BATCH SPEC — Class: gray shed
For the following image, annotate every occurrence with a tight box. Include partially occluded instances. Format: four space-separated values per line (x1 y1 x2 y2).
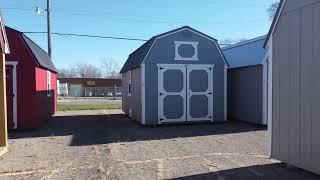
120 26 228 125
265 0 320 175
223 36 268 125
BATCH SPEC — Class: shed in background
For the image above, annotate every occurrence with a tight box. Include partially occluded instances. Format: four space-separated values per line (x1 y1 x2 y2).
57 77 121 97
223 36 267 125
120 26 228 125
5 27 57 130
265 0 320 175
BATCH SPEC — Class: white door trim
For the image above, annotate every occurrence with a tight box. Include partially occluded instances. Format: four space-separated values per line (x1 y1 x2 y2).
186 64 214 122
5 61 18 129
158 64 187 124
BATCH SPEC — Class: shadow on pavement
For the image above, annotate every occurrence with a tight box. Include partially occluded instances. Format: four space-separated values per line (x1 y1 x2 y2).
169 163 320 180
9 113 266 146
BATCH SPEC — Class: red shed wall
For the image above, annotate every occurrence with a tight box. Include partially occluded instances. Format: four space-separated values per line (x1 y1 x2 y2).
5 28 56 129
35 67 57 127
5 28 37 129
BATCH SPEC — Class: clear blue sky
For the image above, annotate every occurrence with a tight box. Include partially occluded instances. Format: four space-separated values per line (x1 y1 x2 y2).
1 0 278 70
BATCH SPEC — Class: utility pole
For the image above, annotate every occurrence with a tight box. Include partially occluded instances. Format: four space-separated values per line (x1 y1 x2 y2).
47 0 52 59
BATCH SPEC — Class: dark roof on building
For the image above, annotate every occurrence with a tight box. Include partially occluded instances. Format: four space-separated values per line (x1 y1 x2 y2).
5 26 57 72
264 0 285 48
21 35 57 72
0 11 9 54
120 26 220 73
223 36 267 69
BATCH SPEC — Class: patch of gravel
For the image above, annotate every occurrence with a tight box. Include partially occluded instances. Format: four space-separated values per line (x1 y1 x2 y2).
0 110 318 180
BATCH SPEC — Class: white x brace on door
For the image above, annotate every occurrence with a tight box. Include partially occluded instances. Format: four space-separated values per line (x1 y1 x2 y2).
158 64 214 124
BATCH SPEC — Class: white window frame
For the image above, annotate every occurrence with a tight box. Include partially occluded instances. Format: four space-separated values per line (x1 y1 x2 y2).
174 41 199 61
128 70 132 96
47 70 51 97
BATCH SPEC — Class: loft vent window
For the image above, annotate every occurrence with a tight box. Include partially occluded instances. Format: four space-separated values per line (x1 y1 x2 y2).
128 70 132 96
47 70 51 97
174 41 199 61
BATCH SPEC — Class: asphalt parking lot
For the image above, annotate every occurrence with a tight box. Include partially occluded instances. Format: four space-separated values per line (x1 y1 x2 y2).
0 110 319 180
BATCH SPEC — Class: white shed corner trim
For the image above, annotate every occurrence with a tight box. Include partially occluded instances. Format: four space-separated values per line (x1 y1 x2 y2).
267 36 273 157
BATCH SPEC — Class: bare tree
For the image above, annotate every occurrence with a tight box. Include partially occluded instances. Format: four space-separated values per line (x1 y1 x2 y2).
268 2 280 20
73 63 102 78
57 68 78 78
219 38 248 48
101 58 121 78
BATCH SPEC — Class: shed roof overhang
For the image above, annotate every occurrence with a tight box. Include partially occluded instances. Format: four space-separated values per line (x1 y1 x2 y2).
264 0 286 48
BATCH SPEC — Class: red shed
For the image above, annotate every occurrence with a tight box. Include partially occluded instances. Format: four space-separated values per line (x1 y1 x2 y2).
5 27 57 130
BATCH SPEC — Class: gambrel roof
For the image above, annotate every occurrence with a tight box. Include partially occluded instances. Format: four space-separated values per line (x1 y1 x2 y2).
6 27 57 72
120 26 227 73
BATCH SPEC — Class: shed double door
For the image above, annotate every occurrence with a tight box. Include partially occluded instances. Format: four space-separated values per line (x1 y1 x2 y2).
158 64 213 123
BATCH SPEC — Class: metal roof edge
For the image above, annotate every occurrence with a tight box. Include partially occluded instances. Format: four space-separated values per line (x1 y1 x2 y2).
264 0 286 48
222 35 267 51
228 63 263 70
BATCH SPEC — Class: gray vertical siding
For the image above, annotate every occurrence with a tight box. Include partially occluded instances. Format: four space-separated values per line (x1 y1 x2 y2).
312 2 320 172
300 5 313 170
271 1 320 174
121 68 142 123
227 66 263 125
121 72 129 114
144 63 159 125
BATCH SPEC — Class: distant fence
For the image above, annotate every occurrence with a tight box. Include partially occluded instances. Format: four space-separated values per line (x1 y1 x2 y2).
57 84 122 98
84 87 121 97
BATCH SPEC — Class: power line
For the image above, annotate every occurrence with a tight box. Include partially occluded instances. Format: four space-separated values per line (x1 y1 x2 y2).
1 7 34 11
2 7 266 25
23 31 231 46
23 31 148 41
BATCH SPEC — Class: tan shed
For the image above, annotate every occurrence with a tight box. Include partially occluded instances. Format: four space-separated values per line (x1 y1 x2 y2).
265 0 320 175
0 11 10 157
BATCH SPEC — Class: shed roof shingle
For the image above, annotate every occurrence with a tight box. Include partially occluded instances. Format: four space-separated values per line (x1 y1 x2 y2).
21 35 57 72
